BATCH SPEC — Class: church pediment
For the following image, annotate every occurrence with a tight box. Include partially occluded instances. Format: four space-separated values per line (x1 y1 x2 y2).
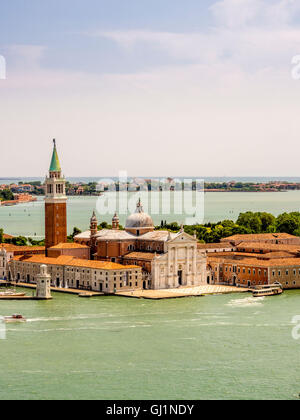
168 232 197 244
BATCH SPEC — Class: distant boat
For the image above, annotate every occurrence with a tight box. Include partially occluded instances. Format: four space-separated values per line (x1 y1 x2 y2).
3 314 27 323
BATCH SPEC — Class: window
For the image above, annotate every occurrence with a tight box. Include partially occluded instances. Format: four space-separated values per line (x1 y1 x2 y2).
278 271 281 276
286 270 289 276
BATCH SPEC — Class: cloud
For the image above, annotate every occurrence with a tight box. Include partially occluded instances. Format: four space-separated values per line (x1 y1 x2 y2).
1 0 300 177
210 0 300 28
92 1 300 81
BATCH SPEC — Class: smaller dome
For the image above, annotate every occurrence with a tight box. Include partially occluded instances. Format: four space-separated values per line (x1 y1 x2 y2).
125 199 154 229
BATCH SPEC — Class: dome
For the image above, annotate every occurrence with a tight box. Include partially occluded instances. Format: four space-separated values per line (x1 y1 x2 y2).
125 199 154 229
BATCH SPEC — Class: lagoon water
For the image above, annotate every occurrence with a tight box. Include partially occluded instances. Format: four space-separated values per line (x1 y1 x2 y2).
0 289 299 400
1 191 300 237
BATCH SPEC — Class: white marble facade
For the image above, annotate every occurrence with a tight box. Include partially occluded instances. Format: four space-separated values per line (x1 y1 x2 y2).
151 232 207 289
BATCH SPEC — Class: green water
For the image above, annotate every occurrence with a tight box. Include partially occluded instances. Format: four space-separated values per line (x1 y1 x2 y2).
1 191 300 237
0 290 299 400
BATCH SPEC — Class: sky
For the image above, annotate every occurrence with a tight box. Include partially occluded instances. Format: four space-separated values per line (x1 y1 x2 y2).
1 0 300 177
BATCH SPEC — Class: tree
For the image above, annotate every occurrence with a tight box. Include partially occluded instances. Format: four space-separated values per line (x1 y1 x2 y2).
0 189 14 201
67 227 82 242
237 212 262 233
257 212 276 232
11 236 27 246
0 228 3 243
276 212 300 235
28 238 45 246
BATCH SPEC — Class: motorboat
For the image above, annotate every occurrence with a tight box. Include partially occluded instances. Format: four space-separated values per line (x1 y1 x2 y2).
3 314 27 323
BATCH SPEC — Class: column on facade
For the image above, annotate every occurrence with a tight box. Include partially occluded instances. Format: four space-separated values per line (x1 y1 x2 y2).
186 246 191 286
174 247 178 288
192 245 197 285
167 246 172 288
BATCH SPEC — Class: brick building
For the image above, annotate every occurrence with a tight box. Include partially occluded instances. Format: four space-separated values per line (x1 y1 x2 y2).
206 233 300 289
10 254 142 293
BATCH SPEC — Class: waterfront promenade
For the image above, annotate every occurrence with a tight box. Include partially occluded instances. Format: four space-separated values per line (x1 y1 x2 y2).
0 280 248 300
0 280 103 297
117 285 250 300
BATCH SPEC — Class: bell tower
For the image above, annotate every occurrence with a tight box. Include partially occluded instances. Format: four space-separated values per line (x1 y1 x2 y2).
45 139 67 254
112 213 120 230
90 211 98 259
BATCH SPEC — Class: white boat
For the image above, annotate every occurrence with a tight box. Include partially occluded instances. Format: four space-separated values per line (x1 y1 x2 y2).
252 283 283 297
3 314 27 323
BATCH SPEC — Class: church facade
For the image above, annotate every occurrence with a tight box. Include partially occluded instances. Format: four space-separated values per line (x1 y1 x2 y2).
75 200 207 289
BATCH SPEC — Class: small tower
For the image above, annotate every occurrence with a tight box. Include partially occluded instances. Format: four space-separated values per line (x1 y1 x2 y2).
36 264 52 300
90 210 98 259
0 246 7 280
45 140 67 255
112 213 120 230
90 210 98 236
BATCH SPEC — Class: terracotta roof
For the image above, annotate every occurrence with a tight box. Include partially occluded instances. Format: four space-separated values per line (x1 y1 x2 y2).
95 229 135 241
124 252 157 260
0 244 45 252
12 255 138 271
140 231 176 241
221 257 300 268
222 233 298 241
197 242 234 249
48 242 89 249
236 242 300 252
3 233 14 239
74 230 91 240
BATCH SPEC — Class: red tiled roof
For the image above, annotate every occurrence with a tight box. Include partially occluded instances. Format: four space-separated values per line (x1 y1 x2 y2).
48 242 89 249
12 255 138 271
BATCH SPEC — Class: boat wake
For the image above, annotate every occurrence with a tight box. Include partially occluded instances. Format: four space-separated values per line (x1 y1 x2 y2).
226 296 265 308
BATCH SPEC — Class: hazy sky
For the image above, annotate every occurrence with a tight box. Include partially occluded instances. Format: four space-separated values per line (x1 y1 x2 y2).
1 0 300 177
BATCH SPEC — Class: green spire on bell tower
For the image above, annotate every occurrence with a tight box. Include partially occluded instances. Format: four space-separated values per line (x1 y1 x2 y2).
49 139 61 172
